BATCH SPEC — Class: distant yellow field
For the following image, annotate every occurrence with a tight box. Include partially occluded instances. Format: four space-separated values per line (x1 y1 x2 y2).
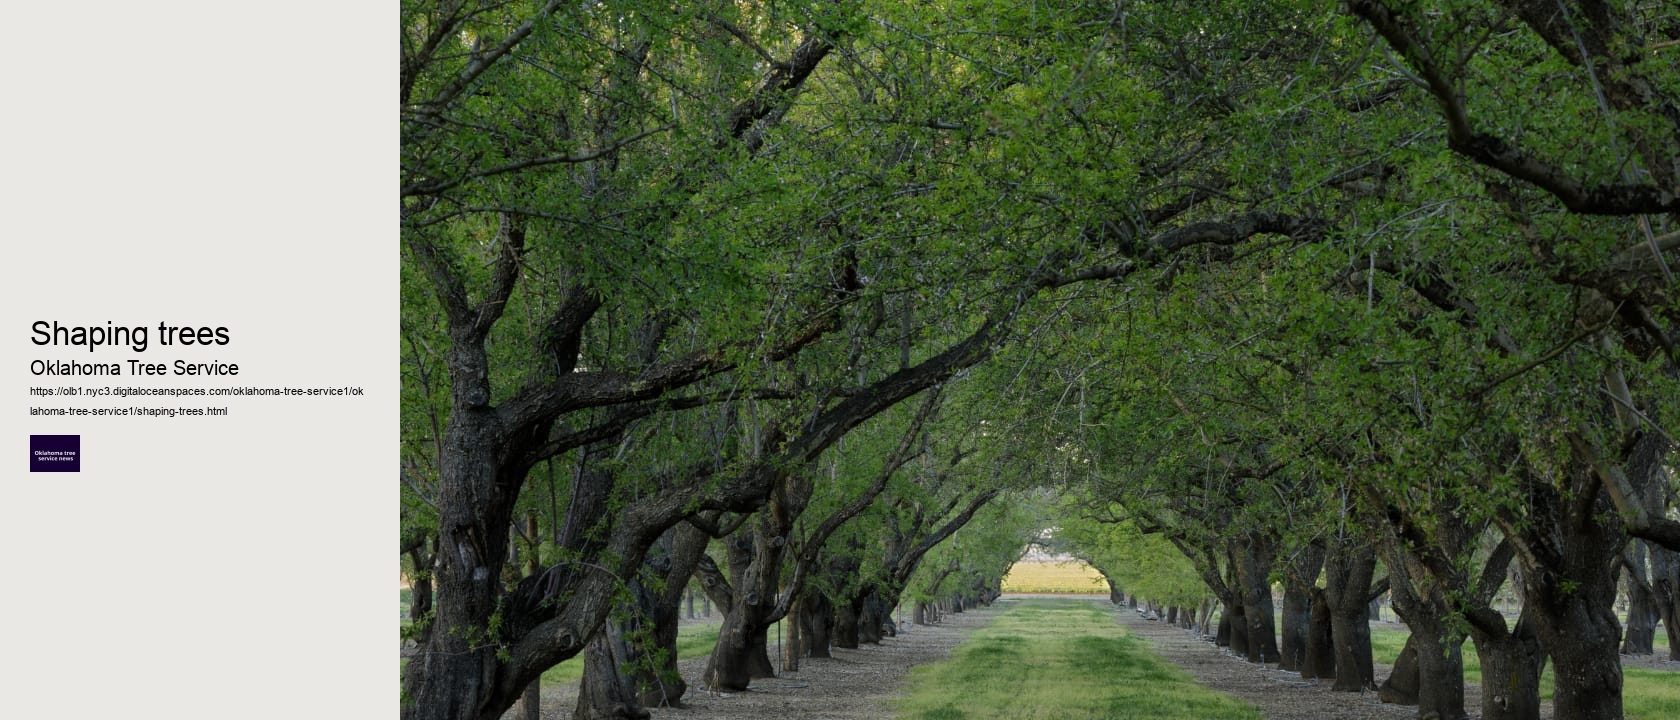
1002 559 1106 594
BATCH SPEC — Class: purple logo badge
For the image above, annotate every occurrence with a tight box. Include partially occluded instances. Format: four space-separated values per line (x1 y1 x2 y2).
30 435 80 472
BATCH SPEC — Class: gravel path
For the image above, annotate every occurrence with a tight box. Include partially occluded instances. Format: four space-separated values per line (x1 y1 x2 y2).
1113 605 1423 720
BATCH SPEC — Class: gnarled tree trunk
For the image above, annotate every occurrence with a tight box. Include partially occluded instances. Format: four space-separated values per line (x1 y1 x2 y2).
1375 517 1467 720
1323 538 1377 692
1469 608 1545 720
1235 534 1280 664
1622 541 1659 655
1280 543 1326 672
800 589 836 658
1301 588 1336 680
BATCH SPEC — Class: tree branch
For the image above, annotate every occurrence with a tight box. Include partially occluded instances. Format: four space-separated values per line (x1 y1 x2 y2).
1346 0 1680 215
401 124 676 198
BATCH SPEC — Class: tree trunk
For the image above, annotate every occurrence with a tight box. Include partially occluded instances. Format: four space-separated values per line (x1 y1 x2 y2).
1236 536 1280 664
913 601 927 626
801 590 835 658
403 457 634 720
1372 509 1470 720
402 414 522 720
1656 542 1680 661
515 515 542 720
1622 541 1658 655
633 591 688 708
1227 602 1249 656
514 685 540 720
1499 450 1640 720
1328 589 1376 691
1279 587 1310 671
707 611 777 692
1522 558 1623 720
1414 624 1467 720
834 598 860 649
1469 609 1545 720
403 535 435 648
1323 539 1377 692
858 591 887 644
1377 547 1471 714
1302 588 1336 680
633 524 708 708
783 596 801 672
700 524 784 692
574 623 653 720
1378 641 1419 705
577 524 704 717
1281 543 1327 672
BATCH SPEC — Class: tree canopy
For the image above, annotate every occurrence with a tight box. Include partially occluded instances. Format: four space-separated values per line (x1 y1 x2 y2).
401 2 1679 719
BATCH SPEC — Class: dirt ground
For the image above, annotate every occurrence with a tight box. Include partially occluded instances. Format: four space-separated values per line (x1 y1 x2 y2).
516 595 1678 720
1114 606 1448 720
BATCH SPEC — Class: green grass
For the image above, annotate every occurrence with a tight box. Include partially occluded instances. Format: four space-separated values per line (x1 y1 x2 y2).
1369 625 1677 718
895 598 1261 720
1626 668 1680 720
1001 560 1107 594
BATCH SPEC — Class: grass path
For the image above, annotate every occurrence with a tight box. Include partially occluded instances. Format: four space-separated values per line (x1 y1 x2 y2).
895 598 1261 720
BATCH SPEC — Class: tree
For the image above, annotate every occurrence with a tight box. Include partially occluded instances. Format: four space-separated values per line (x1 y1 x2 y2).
404 1 1306 714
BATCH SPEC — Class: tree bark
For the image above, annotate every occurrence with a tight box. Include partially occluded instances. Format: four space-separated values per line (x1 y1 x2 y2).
701 528 782 692
1378 641 1419 705
1323 538 1377 691
1655 542 1680 661
1496 447 1642 720
1519 548 1624 720
1236 535 1280 664
834 592 861 649
1621 541 1658 655
799 590 835 658
514 683 540 720
635 523 709 707
857 590 893 644
783 596 801 672
1302 588 1336 680
1225 601 1248 656
1385 573 1467 719
573 628 653 720
1280 543 1326 672
1469 609 1545 720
